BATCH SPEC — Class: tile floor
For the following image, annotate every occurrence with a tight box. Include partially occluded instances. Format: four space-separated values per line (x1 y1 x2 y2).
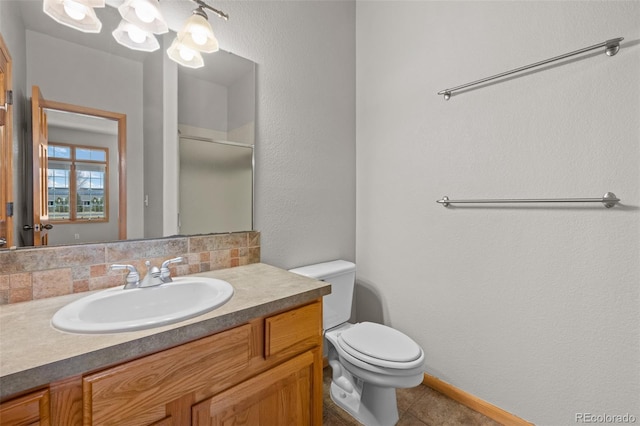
322 368 502 426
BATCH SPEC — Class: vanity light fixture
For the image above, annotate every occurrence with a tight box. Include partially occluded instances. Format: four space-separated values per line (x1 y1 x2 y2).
112 20 160 52
42 0 229 68
117 0 168 34
43 0 105 33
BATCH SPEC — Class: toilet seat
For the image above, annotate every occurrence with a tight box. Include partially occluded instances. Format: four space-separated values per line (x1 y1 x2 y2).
336 322 424 369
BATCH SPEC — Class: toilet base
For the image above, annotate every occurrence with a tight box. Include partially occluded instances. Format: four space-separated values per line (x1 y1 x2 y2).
330 380 400 426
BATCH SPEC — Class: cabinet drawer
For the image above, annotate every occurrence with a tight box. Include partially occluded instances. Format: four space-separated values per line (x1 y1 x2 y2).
83 324 252 426
0 388 50 426
265 301 322 358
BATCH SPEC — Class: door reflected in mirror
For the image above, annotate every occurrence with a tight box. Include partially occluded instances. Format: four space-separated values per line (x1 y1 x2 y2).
42 103 125 246
23 87 127 248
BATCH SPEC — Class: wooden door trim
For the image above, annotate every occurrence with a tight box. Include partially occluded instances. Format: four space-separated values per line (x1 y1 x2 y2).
31 86 49 245
38 98 127 240
0 33 13 248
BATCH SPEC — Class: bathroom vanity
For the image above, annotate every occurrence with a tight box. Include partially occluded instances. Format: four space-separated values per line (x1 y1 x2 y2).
0 263 330 425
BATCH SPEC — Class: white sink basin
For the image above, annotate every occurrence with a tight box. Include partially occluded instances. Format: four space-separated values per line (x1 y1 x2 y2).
51 277 234 334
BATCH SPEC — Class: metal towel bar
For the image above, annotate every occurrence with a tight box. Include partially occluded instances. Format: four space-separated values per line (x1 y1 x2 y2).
437 37 623 100
437 192 620 208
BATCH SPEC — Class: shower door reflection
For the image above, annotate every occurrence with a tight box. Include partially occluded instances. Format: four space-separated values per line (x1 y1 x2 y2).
178 135 253 235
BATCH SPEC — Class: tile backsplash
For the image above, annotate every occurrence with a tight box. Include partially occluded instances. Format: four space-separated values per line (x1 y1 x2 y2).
0 232 260 305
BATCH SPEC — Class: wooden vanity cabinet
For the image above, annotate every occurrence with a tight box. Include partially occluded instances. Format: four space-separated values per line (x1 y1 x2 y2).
0 300 323 426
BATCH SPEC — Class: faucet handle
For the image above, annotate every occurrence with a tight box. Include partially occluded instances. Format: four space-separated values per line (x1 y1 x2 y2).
109 264 140 287
160 257 184 282
161 257 184 270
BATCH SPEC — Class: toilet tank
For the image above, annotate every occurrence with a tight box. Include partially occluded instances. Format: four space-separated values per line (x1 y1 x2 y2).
289 260 356 330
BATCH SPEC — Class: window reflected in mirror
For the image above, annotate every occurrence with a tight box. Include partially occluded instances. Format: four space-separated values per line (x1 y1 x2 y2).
48 143 109 222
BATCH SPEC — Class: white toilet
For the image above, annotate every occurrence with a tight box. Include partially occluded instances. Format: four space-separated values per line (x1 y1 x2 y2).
289 260 425 426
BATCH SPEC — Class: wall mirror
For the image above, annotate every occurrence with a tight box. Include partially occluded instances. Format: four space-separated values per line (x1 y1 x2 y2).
0 0 256 249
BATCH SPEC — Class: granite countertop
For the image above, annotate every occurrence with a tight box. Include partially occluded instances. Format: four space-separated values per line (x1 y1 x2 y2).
0 263 330 400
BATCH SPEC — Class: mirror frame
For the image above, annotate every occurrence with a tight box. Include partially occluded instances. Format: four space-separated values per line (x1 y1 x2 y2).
40 98 127 240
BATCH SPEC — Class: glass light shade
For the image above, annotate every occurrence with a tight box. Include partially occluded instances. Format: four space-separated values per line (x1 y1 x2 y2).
78 0 104 5
43 0 104 33
112 20 159 52
63 0 88 20
118 0 168 34
177 13 219 53
167 38 204 69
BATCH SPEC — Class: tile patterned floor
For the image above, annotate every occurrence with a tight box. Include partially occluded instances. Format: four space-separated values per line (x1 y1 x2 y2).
322 368 502 426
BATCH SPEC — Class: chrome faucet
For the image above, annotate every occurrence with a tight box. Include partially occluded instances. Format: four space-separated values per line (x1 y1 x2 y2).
140 257 185 287
110 257 184 289
140 260 163 287
109 264 141 289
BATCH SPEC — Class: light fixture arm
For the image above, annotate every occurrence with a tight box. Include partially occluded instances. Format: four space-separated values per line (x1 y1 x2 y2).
192 0 228 21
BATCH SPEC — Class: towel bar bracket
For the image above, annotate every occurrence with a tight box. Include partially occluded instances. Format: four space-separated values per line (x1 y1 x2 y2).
602 191 620 208
605 38 621 57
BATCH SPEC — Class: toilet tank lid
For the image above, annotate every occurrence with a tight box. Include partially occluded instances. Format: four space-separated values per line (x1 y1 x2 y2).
289 260 355 279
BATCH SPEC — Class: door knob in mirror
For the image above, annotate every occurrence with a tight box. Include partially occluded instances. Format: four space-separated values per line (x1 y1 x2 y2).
23 224 53 231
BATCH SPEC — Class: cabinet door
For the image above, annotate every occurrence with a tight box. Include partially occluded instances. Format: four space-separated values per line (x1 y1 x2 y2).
192 350 321 426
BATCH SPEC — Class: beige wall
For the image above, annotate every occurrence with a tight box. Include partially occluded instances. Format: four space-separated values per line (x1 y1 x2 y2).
356 1 639 424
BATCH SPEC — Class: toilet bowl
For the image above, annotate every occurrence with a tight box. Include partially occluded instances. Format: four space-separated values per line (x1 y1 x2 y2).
325 322 425 425
289 260 425 426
